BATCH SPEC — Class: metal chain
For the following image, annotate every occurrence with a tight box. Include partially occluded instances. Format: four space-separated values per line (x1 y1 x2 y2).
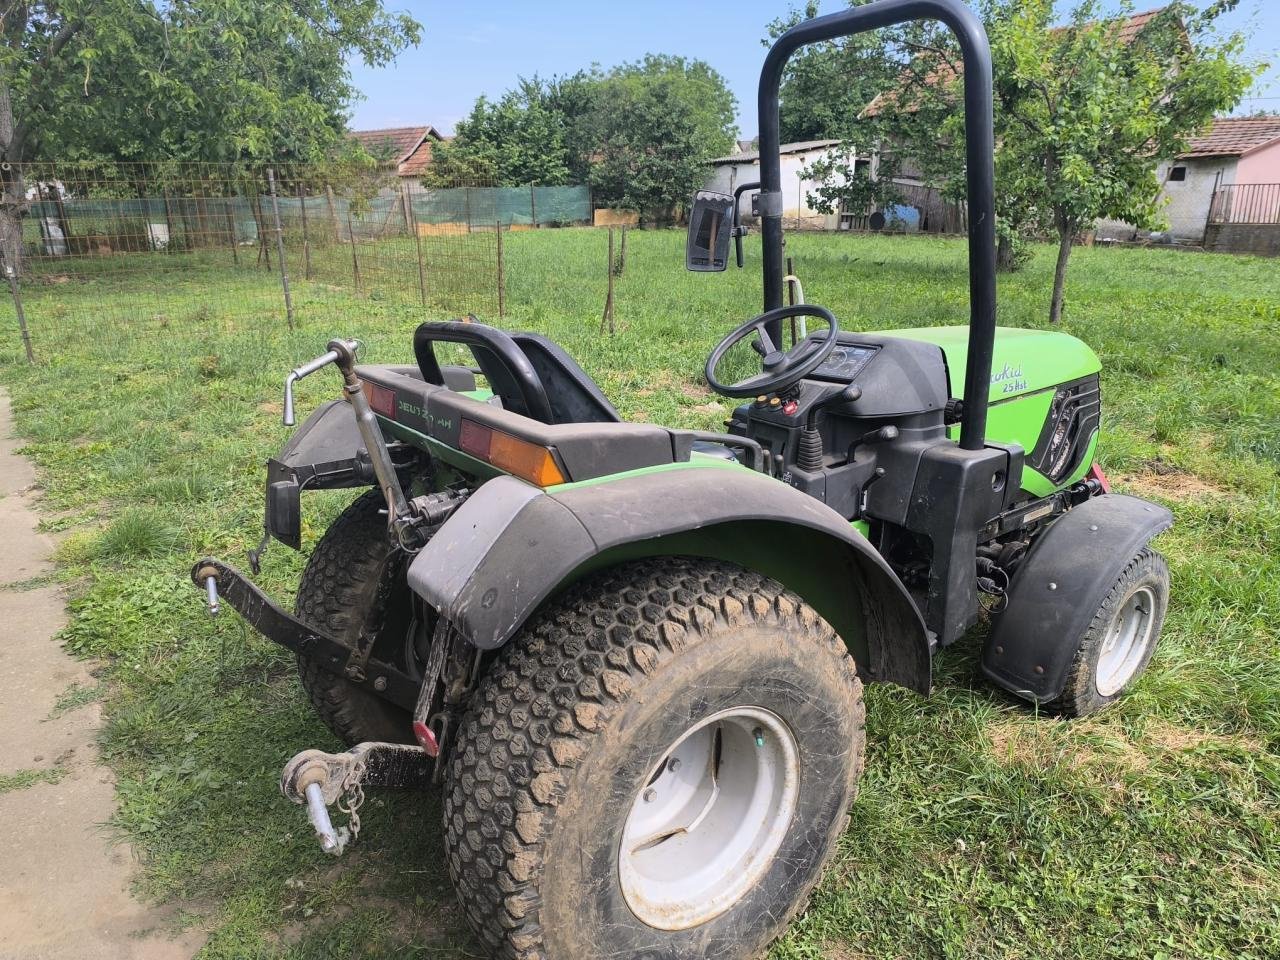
336 757 368 841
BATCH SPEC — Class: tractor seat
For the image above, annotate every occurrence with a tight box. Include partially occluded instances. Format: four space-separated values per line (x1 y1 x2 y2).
507 332 622 425
414 320 620 427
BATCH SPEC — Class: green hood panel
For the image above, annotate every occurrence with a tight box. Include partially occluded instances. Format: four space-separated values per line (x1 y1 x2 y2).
879 326 1100 403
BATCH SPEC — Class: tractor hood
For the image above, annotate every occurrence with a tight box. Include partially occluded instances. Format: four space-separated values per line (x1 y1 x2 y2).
888 326 1101 401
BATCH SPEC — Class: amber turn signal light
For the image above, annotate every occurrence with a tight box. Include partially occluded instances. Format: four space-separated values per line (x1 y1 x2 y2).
458 419 566 487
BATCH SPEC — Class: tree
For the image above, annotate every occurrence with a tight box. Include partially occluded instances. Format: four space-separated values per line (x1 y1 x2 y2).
426 77 583 186
764 1 961 224
985 0 1256 322
0 0 421 270
431 55 737 217
589 55 737 217
764 1 893 144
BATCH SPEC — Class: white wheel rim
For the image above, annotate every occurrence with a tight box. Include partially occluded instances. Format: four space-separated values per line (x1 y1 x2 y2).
617 706 800 931
1095 586 1157 697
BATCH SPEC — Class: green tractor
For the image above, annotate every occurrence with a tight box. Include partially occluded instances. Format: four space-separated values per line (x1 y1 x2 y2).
193 1 1171 956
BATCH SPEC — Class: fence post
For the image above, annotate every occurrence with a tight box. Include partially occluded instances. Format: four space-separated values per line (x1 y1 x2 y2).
252 190 272 270
3 258 34 363
223 197 239 266
618 226 627 276
496 223 506 320
297 184 312 280
600 227 615 335
267 168 294 329
404 182 427 306
345 204 361 294
530 183 536 228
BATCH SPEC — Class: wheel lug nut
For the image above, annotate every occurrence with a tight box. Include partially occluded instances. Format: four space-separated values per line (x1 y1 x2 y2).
667 758 681 772
643 788 657 803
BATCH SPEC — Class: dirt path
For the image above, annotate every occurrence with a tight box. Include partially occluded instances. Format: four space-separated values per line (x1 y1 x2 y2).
0 389 204 960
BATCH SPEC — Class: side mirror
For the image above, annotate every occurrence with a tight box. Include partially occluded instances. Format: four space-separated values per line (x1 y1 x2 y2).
685 190 734 272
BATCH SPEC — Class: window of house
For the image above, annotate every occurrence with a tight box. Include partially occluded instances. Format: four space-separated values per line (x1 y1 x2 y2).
1169 166 1188 182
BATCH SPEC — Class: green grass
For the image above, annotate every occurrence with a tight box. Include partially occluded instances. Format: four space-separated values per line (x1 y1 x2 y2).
1 228 1278 958
0 765 69 793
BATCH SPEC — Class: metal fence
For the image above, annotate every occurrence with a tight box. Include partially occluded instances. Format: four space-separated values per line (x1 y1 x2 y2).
0 161 592 361
1209 183 1280 225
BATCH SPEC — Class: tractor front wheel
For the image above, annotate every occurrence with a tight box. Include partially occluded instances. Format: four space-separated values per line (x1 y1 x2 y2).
443 558 865 960
1045 547 1170 717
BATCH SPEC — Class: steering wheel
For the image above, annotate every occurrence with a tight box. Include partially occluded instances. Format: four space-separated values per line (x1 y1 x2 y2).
705 304 840 398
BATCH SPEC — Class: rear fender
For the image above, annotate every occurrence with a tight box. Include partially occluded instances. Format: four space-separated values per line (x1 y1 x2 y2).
407 468 933 694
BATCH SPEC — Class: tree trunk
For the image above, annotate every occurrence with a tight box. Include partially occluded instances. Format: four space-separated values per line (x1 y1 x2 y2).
997 232 1015 272
0 74 26 275
0 170 25 276
1050 226 1073 325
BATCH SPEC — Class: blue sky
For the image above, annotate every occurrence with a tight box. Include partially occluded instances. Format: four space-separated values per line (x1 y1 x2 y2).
347 1 1279 137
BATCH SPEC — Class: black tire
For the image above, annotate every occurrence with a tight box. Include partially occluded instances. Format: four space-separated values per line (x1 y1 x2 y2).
294 489 416 745
1044 548 1169 718
443 558 865 960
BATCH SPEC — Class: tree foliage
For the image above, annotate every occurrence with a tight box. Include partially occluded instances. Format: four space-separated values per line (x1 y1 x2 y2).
773 0 1258 321
1 0 421 165
0 0 421 269
429 55 737 217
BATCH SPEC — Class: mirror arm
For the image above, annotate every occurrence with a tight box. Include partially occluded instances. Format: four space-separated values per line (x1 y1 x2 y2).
732 180 760 269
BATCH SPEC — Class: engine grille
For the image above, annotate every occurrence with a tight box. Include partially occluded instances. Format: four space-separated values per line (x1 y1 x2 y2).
1029 375 1101 484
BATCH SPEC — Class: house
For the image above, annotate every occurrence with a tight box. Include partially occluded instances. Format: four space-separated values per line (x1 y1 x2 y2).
1095 116 1280 245
706 139 857 229
349 126 444 177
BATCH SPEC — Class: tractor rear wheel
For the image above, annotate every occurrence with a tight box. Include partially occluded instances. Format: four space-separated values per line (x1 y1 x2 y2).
294 490 417 746
443 557 865 960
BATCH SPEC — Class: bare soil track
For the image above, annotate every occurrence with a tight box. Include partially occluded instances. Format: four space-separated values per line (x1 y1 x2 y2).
0 389 204 960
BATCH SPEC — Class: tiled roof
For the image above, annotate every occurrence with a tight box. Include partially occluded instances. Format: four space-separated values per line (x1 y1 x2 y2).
398 139 436 176
711 139 843 165
348 126 441 168
1180 117 1280 159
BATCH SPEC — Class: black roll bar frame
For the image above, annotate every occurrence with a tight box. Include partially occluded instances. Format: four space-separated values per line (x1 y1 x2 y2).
756 0 997 450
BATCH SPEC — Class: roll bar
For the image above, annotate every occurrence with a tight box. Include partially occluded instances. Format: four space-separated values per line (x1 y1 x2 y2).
757 0 997 450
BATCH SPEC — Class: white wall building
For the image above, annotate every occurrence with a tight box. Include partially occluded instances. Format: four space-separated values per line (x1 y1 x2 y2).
1096 117 1280 244
706 140 861 230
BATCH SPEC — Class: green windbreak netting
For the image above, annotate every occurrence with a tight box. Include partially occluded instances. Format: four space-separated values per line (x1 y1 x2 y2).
411 185 590 226
25 184 592 253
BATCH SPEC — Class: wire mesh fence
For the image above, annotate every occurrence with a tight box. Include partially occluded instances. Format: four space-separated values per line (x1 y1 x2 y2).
0 161 592 362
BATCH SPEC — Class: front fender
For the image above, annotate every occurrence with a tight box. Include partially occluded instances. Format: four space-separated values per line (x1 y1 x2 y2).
407 467 932 694
983 493 1174 702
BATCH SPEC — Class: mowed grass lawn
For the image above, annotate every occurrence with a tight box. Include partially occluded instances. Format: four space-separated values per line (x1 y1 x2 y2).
1 228 1277 959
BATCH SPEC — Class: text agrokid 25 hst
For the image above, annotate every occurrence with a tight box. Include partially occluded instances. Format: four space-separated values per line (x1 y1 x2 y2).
193 1 1172 956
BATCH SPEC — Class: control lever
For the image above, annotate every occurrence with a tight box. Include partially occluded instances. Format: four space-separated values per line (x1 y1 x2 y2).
283 343 355 426
848 424 899 462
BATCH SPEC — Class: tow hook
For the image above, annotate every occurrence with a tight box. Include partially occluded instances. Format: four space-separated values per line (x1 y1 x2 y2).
280 742 435 855
196 564 220 617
